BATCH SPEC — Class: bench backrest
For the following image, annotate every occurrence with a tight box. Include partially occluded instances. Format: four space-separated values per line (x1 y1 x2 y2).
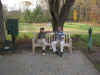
33 32 71 44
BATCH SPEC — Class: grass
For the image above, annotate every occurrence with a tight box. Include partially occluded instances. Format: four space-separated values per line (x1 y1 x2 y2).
19 23 52 32
18 22 100 34
19 22 100 46
7 32 34 41
7 33 100 48
7 22 100 47
80 34 100 47
7 22 100 46
95 64 100 72
64 23 100 33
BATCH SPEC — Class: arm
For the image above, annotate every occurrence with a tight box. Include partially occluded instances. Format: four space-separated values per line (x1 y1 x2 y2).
45 31 52 33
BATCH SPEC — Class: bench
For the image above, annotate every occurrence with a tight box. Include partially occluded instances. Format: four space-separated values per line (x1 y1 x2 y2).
32 32 72 55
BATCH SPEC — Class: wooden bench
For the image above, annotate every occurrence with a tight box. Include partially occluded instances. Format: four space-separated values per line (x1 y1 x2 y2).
32 32 72 55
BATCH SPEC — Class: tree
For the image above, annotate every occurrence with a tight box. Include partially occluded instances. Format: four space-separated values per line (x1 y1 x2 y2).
22 1 32 23
32 6 44 22
24 9 32 23
0 0 6 43
23 5 50 23
47 0 75 31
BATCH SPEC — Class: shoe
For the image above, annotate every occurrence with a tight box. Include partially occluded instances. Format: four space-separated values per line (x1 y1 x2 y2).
42 52 46 56
42 50 46 56
55 51 59 55
59 52 63 57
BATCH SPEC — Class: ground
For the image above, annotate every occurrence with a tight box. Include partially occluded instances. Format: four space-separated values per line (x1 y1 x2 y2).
0 51 99 75
2 22 100 74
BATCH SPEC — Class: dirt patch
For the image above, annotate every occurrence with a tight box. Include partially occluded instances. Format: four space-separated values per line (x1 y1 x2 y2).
89 51 100 63
16 39 32 50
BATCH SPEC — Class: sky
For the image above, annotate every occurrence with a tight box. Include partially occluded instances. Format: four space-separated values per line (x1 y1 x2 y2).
1 0 37 11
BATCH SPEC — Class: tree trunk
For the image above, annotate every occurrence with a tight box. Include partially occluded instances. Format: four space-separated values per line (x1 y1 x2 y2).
0 0 6 44
48 0 75 32
51 14 64 32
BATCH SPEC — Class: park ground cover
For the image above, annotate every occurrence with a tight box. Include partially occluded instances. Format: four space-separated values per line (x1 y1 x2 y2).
18 22 100 33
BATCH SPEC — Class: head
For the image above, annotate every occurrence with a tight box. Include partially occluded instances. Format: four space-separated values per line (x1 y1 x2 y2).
40 27 45 32
58 26 62 32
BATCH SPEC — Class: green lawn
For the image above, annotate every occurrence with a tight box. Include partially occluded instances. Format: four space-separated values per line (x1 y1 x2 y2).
64 23 100 33
19 22 100 34
7 22 100 45
14 22 100 45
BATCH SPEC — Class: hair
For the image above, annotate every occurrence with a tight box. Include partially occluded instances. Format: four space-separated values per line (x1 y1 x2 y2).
40 27 44 30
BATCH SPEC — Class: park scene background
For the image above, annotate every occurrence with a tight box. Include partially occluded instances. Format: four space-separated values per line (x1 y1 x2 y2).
0 0 100 73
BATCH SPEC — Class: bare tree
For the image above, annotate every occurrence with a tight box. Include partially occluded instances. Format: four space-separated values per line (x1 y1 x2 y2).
48 0 75 31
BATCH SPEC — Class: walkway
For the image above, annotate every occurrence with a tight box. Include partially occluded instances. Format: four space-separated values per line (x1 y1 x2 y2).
0 51 99 75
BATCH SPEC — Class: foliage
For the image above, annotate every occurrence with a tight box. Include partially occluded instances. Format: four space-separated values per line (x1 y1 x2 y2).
32 6 50 23
20 6 50 23
19 16 24 23
24 9 32 23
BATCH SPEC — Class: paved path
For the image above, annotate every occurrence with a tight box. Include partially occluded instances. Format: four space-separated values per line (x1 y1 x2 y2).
0 51 99 75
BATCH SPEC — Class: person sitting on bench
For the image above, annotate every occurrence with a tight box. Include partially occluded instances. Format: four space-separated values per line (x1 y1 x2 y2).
37 27 48 55
51 26 64 57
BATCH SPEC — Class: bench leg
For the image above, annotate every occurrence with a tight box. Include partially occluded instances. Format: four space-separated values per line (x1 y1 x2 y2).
32 40 35 55
69 39 72 54
32 45 35 55
68 46 72 54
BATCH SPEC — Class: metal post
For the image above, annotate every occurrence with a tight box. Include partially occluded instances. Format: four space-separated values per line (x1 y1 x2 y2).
88 27 92 52
11 35 16 49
